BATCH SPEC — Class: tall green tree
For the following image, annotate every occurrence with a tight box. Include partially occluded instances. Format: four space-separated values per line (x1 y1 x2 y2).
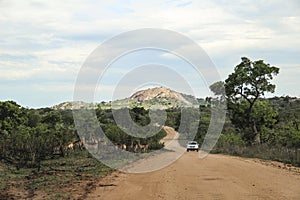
224 57 279 143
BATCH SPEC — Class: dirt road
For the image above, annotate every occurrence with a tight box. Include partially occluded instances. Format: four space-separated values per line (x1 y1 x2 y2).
87 128 300 200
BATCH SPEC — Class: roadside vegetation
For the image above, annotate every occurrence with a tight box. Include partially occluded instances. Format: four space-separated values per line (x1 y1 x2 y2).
0 102 166 199
0 150 111 199
208 57 300 166
212 95 300 166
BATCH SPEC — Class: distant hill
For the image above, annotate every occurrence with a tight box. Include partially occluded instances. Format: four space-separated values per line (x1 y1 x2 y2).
109 87 200 110
52 101 97 110
130 87 192 105
53 87 205 110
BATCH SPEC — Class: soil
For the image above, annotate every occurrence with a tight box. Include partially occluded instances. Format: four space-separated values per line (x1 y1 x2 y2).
86 127 300 200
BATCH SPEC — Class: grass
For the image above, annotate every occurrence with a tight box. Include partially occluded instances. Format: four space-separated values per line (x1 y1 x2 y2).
212 144 300 167
0 150 112 200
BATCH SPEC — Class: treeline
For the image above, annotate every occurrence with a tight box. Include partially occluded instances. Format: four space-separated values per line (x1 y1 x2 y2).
208 58 300 166
0 101 77 170
1 96 299 170
0 102 167 170
213 96 300 166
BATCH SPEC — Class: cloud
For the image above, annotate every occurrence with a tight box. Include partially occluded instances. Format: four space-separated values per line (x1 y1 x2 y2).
0 0 299 107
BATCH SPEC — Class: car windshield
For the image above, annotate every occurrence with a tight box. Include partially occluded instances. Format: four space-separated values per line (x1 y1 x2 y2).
188 142 197 145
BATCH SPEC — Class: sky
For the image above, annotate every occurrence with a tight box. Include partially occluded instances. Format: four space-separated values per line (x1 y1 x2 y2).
0 0 299 108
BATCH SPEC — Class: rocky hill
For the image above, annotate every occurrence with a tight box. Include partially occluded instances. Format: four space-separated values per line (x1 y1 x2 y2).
130 87 192 105
110 87 200 109
53 87 202 110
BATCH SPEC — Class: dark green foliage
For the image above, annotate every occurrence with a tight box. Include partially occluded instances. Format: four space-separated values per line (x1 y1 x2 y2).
195 106 211 144
225 57 279 103
209 96 300 166
207 58 299 165
0 102 77 170
0 102 168 170
224 57 280 144
165 108 181 130
147 129 166 150
97 107 167 151
129 107 151 126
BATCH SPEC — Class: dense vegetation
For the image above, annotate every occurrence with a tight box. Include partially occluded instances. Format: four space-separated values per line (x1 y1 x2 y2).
0 102 167 199
0 102 111 199
209 58 300 166
192 96 300 166
0 102 168 171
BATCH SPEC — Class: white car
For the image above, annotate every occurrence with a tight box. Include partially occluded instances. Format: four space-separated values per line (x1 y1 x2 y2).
186 141 199 152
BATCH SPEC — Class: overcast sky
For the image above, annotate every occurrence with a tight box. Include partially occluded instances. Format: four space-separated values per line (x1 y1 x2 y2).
1 0 299 108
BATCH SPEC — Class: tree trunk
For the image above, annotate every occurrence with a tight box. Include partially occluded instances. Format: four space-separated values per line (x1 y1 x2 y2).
253 122 260 144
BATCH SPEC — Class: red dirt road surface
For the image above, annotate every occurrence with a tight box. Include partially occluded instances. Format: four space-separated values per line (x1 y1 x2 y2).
87 127 300 200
